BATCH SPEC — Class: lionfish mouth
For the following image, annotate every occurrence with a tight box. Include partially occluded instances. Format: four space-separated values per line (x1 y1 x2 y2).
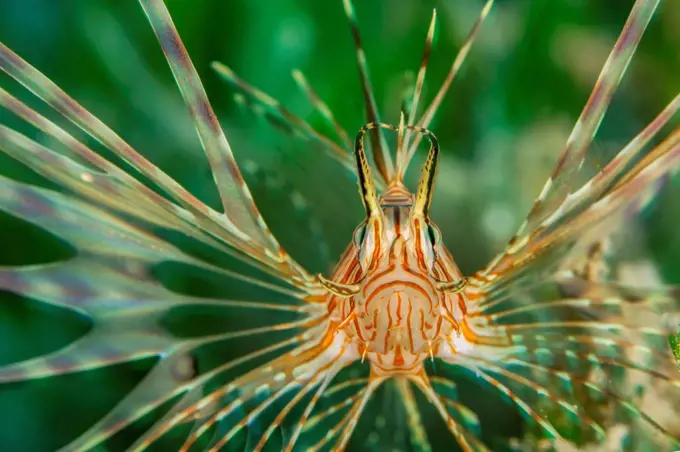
0 0 679 450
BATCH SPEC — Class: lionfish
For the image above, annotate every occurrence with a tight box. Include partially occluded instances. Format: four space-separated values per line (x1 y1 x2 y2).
0 0 679 450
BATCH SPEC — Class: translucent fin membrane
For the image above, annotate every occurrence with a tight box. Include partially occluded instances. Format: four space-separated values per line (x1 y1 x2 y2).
398 0 494 175
454 264 680 447
239 160 331 273
211 62 361 183
425 0 678 448
0 33 313 289
474 0 674 292
0 172 329 448
212 0 494 189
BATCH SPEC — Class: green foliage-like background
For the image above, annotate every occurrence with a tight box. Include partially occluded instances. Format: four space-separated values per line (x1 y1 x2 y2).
0 0 678 450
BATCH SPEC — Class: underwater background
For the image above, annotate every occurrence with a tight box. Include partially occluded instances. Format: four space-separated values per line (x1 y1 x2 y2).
0 0 678 450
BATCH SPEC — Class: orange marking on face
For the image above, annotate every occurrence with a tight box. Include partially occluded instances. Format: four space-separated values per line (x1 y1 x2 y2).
336 305 356 331
384 297 394 352
395 292 403 327
393 343 405 367
369 310 379 341
406 297 415 352
365 280 431 312
401 266 437 313
352 315 366 343
401 241 410 268
419 308 428 341
433 316 443 339
441 298 461 334
363 263 397 301
433 259 453 283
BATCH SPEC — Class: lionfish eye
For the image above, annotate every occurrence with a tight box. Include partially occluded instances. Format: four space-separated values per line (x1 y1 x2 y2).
426 223 440 246
352 224 368 249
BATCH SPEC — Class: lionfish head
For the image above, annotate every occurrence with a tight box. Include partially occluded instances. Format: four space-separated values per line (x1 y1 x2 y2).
318 123 472 371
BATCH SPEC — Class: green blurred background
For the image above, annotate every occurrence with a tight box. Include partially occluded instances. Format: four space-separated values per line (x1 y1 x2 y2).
0 0 678 450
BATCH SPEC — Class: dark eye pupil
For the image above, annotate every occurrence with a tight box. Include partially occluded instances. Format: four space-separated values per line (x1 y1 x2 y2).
427 224 437 245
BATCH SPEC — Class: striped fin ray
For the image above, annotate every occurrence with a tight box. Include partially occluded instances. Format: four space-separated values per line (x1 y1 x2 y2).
0 2 364 449
397 377 435 452
358 378 434 451
428 376 481 438
0 4 313 287
396 9 437 179
303 389 373 451
126 336 361 451
342 0 393 184
288 374 370 449
300 376 368 425
137 0 279 254
481 0 665 279
188 348 347 451
0 102 307 285
495 324 675 386
177 363 331 450
253 365 351 451
513 363 676 448
550 93 680 228
271 373 384 451
470 123 680 303
0 0 677 450
77 2 195 152
445 357 570 442
410 373 490 452
292 69 352 150
517 0 660 235
66 336 306 451
441 341 678 448
484 90 679 287
79 326 331 451
490 354 679 448
0 129 329 449
332 377 386 450
0 132 312 298
468 268 680 327
0 254 307 382
456 275 680 447
401 0 494 171
475 98 680 296
0 180 310 438
470 258 679 314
